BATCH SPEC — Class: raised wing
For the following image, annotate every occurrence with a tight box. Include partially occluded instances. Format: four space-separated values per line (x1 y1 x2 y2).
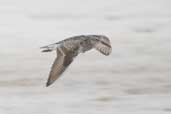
94 39 112 56
46 48 73 87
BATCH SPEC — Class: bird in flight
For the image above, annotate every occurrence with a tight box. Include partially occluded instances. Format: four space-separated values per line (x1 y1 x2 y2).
41 35 112 87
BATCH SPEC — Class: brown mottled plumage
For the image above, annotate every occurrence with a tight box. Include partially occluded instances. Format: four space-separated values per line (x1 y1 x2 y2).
41 35 112 87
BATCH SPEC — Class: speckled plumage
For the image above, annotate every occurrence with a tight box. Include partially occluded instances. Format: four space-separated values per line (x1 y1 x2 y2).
41 35 112 86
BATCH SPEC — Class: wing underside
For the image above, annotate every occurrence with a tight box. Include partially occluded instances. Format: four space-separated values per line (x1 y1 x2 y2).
94 41 112 56
46 48 73 86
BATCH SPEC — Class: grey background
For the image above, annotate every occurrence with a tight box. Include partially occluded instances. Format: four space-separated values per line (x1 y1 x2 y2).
0 0 171 114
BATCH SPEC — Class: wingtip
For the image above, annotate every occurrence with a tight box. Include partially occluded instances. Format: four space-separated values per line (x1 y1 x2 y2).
46 84 49 87
46 82 50 87
46 80 54 87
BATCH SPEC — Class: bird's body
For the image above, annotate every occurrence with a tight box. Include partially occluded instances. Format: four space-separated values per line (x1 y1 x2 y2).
41 35 112 86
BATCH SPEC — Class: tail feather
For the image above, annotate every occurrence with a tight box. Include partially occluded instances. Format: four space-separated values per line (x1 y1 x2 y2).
41 49 53 52
40 43 59 52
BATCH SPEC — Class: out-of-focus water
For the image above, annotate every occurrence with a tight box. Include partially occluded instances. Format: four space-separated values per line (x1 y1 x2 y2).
0 0 171 114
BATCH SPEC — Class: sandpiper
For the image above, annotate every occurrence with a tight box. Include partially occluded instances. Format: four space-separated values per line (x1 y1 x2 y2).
41 35 112 87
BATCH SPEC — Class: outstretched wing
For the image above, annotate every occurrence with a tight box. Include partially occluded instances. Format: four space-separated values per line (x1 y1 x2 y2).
46 48 74 87
94 38 112 56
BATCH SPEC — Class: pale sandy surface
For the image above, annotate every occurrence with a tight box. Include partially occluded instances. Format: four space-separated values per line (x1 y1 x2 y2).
0 0 171 114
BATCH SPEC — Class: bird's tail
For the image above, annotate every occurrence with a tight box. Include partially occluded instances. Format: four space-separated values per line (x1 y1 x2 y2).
40 43 59 52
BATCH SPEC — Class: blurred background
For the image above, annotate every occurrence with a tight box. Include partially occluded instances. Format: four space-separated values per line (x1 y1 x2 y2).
0 0 171 114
